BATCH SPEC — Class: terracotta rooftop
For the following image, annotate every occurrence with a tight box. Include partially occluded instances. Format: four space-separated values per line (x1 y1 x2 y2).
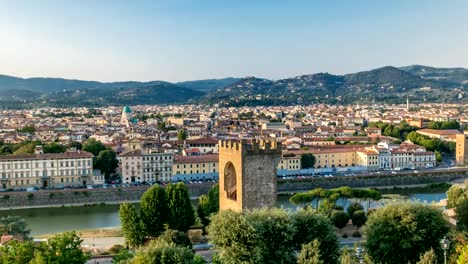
174 154 219 164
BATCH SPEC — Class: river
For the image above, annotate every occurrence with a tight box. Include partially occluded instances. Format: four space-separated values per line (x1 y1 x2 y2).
0 192 447 236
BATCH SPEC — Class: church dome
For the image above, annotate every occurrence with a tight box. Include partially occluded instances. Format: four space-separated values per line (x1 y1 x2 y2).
123 105 132 114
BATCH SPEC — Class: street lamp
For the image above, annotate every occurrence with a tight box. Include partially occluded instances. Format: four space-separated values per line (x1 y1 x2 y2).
440 236 450 264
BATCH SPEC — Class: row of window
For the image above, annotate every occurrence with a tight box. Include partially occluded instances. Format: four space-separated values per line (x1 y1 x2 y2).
0 169 90 179
0 159 91 170
142 156 172 161
174 169 217 174
176 163 217 169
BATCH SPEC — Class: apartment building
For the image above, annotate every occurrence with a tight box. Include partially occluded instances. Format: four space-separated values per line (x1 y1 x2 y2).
173 154 219 175
119 149 173 183
0 151 93 189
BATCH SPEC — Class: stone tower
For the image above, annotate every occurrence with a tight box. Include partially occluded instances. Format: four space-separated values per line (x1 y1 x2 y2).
219 139 282 212
456 131 468 166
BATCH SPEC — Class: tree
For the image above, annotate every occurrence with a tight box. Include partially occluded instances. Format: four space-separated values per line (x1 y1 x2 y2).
330 210 349 233
208 208 296 264
446 184 466 209
347 202 363 219
351 210 366 231
95 149 119 178
82 138 107 156
13 141 40 155
0 215 31 239
178 129 188 140
289 192 314 208
297 239 323 264
166 183 195 232
38 231 90 264
43 143 66 153
292 209 340 264
123 240 202 264
68 141 82 150
434 150 442 163
416 248 438 264
197 184 219 233
112 250 134 264
455 197 468 230
140 185 168 237
17 125 36 134
159 229 192 248
364 202 449 264
301 154 316 169
0 240 36 264
119 203 145 248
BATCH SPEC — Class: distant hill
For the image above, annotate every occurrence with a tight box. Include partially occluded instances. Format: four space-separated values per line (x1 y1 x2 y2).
0 65 466 108
176 78 240 92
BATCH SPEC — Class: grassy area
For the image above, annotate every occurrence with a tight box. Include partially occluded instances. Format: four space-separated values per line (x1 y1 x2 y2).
38 227 122 239
373 182 451 196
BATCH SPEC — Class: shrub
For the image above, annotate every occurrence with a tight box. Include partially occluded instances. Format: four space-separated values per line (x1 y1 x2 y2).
109 244 126 254
27 193 34 200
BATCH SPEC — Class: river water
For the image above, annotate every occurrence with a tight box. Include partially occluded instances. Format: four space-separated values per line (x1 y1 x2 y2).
0 192 446 236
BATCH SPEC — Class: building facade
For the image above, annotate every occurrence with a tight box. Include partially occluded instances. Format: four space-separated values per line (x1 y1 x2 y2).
119 149 173 183
456 132 468 166
0 151 93 189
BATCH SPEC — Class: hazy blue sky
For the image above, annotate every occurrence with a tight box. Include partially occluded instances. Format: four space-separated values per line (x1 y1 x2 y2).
1 0 467 82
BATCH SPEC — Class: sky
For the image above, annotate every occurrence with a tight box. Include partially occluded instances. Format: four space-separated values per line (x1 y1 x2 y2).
1 0 468 82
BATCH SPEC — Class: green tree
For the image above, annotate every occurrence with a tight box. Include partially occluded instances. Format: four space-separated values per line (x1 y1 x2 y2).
43 142 66 153
197 184 219 232
82 138 107 156
13 141 40 155
347 202 363 219
297 239 323 264
95 149 119 178
67 141 83 150
364 202 449 264
289 192 314 208
38 231 90 264
166 183 195 232
159 229 192 248
455 197 468 230
330 210 349 233
0 215 31 239
119 203 145 248
0 240 36 264
122 240 200 264
416 248 438 264
178 129 188 140
434 150 442 163
446 184 466 209
17 125 36 134
140 185 168 237
208 208 296 264
301 154 316 169
292 209 340 264
351 210 367 231
112 250 134 264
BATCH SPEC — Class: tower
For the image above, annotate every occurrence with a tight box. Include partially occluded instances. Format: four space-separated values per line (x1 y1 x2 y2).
219 139 282 212
456 131 468 166
121 105 133 127
406 97 409 112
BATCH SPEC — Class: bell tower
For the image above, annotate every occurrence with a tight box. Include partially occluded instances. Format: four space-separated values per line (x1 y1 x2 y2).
219 139 282 211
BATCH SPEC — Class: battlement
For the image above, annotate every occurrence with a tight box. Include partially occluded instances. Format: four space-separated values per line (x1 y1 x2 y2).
219 139 282 155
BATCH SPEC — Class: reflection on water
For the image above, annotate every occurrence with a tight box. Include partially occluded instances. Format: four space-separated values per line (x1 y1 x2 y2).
0 192 447 236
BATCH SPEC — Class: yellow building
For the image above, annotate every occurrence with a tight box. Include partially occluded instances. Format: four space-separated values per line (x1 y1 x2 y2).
456 131 468 166
287 148 357 168
173 154 219 175
355 149 380 169
278 154 301 170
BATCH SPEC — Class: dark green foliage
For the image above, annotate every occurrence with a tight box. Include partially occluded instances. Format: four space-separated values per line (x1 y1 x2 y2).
347 202 363 218
178 129 188 140
0 215 31 239
197 184 219 230
456 197 468 230
208 208 296 264
292 209 340 264
301 154 316 169
351 210 367 231
119 203 145 248
82 138 107 156
428 120 460 129
27 193 34 200
297 239 323 264
159 229 192 249
122 240 203 264
42 143 66 153
406 131 456 153
0 240 37 264
36 231 90 264
416 248 438 264
140 185 168 237
67 141 83 150
166 183 196 232
95 149 119 178
112 249 134 264
446 184 467 209
17 125 36 134
364 202 449 264
330 210 349 233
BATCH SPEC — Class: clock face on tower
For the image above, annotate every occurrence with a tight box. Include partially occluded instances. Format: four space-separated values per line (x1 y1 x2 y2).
224 162 237 201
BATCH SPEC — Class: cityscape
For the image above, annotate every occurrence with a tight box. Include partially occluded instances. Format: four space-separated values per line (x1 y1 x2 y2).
0 1 468 264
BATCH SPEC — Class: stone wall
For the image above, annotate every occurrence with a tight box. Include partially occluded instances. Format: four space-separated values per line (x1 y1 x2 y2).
278 171 468 192
0 184 213 209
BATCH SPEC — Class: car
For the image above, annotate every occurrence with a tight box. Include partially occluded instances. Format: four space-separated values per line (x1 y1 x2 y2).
414 170 419 173
391 171 397 175
86 185 94 189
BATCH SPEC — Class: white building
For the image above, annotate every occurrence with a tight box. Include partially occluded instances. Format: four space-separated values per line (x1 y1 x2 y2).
0 151 93 189
119 149 173 183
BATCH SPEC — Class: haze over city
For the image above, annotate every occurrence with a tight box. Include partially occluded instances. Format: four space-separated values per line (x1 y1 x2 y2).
1 0 468 82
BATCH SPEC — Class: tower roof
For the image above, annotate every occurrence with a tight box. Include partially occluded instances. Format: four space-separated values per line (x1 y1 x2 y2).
123 105 132 113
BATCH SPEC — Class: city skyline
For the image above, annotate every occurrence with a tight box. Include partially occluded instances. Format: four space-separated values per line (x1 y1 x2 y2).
1 0 468 82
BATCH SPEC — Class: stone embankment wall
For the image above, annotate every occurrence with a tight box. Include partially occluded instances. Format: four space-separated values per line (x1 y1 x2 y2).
278 170 468 192
0 170 466 209
0 184 213 209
